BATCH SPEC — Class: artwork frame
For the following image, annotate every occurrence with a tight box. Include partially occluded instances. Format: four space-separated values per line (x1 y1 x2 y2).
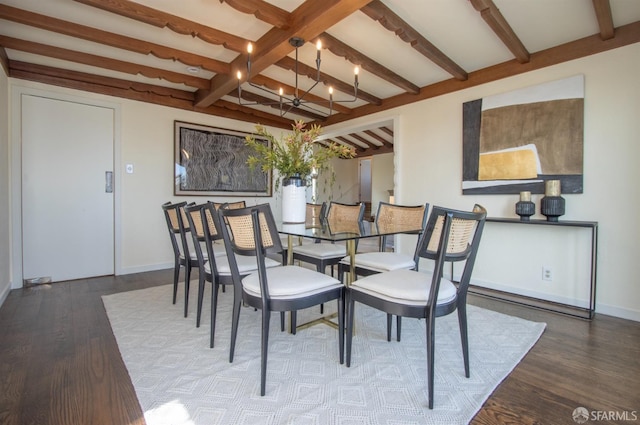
174 121 272 197
462 75 584 195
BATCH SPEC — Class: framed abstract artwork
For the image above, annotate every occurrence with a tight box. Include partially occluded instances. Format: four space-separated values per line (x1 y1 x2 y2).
462 75 584 195
174 121 272 196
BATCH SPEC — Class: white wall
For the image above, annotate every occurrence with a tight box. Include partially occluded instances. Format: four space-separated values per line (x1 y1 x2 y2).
316 157 359 204
324 44 640 321
7 80 282 280
4 44 639 320
371 153 394 216
118 100 281 273
316 152 394 210
0 65 10 305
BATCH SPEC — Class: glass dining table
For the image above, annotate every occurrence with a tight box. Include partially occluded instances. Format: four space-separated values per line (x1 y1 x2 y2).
277 217 423 331
277 217 424 285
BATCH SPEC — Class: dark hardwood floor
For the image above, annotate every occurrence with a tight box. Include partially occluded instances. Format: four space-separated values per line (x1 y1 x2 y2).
0 269 638 425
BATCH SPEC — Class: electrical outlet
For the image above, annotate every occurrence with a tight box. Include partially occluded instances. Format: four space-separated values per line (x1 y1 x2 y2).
542 266 552 281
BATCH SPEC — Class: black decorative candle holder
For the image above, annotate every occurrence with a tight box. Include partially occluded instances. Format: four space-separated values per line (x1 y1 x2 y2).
515 200 536 221
540 180 565 222
515 191 535 221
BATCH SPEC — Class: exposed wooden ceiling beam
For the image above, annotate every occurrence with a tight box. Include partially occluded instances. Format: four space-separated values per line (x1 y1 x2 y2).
0 35 209 89
5 1 634 135
221 1 393 100
592 0 615 40
251 74 352 115
318 32 419 94
195 0 373 108
469 0 530 63
72 0 360 114
219 0 291 30
10 60 194 101
364 129 393 146
361 0 468 81
228 90 328 122
334 133 394 157
379 127 393 138
350 133 381 149
0 4 229 74
0 46 8 76
9 60 291 128
208 99 293 128
335 136 366 152
276 56 382 105
322 20 640 127
72 0 247 52
220 1 412 95
356 143 394 157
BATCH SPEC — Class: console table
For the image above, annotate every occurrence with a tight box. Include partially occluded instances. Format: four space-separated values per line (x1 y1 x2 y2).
468 217 598 319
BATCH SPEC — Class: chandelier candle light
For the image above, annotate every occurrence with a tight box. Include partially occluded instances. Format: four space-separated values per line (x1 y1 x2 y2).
237 37 359 118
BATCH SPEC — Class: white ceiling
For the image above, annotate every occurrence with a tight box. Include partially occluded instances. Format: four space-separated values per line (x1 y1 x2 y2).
1 0 639 154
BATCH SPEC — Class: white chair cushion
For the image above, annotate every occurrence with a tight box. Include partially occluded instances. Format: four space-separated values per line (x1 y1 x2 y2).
205 254 280 276
242 266 342 299
181 252 209 261
184 251 207 261
350 269 457 306
211 242 227 257
340 252 415 272
293 243 346 259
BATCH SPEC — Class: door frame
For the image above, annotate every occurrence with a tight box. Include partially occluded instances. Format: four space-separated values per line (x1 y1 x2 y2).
10 85 122 289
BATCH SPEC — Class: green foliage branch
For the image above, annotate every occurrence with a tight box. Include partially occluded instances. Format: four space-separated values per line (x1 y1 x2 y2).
245 120 356 192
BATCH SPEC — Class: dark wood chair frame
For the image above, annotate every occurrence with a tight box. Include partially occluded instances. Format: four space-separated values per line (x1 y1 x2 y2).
161 201 198 318
346 205 486 409
291 201 365 276
183 203 227 343
219 204 345 396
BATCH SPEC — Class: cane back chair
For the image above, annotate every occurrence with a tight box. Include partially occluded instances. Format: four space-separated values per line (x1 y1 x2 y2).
346 204 486 409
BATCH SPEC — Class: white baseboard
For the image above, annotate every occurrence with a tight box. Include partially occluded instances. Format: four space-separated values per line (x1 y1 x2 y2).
595 303 640 322
0 282 11 309
470 278 640 322
470 278 590 309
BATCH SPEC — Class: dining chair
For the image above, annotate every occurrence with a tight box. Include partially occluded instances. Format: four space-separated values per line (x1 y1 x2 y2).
345 204 487 409
338 201 429 341
183 203 225 328
212 200 247 211
161 201 201 317
291 201 364 275
219 203 345 396
184 202 281 347
213 201 247 268
306 202 327 221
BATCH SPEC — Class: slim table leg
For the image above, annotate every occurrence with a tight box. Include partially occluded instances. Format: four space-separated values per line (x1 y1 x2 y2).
287 235 293 266
287 234 294 333
346 239 356 286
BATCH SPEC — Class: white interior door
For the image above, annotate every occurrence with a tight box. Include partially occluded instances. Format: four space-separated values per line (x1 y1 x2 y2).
359 158 372 202
21 94 115 282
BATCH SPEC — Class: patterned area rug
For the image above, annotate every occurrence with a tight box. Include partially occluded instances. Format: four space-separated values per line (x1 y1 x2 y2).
102 284 545 425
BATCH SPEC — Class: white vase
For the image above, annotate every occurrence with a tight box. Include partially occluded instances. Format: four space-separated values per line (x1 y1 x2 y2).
281 175 306 223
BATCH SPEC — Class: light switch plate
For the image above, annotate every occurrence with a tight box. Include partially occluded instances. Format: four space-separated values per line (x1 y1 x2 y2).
125 163 134 174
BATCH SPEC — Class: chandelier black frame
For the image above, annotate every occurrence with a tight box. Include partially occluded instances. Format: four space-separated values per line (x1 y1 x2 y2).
236 37 359 118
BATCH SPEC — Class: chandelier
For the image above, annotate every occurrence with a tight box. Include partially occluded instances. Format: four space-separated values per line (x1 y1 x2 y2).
236 37 359 118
